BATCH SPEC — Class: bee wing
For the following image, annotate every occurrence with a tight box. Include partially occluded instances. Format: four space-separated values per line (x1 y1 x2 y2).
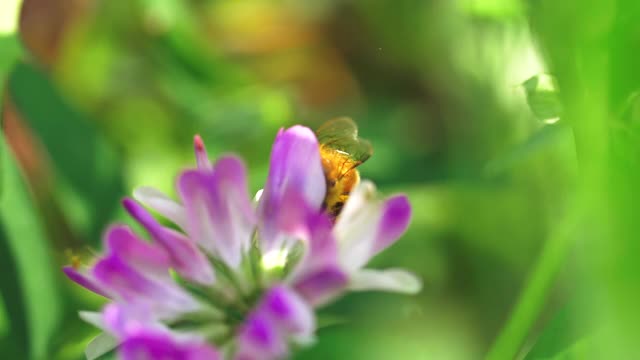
316 117 373 165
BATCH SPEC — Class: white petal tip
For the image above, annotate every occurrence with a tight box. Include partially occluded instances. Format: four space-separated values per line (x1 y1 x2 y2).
349 269 423 294
133 186 163 201
85 332 118 360
254 188 264 202
79 311 104 328
132 186 187 229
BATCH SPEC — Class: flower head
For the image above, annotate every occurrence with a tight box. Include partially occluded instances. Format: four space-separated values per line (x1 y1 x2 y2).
65 124 420 359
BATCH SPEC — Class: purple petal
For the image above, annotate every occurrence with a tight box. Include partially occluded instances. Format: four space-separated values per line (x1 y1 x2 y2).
120 331 221 360
160 228 217 285
293 266 348 307
236 285 316 360
371 195 412 255
265 126 325 204
236 314 286 360
105 225 172 277
92 254 197 316
260 285 315 335
258 126 326 250
63 266 110 298
123 198 215 285
103 303 158 337
177 156 255 269
334 182 412 271
193 134 212 170
288 213 347 306
304 213 338 267
258 188 320 254
92 254 156 300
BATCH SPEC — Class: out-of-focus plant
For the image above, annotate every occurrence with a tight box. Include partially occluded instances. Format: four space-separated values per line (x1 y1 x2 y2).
2 0 640 359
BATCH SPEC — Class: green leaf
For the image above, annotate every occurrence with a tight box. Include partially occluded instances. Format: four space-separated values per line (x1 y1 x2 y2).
0 3 28 355
459 0 524 19
0 34 23 199
524 297 595 360
0 221 29 357
95 350 118 360
0 35 22 86
316 314 348 329
0 10 25 194
8 62 124 242
530 336 596 360
0 136 63 359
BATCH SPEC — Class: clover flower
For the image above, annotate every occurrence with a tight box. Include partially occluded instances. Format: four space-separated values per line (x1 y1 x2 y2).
64 125 421 360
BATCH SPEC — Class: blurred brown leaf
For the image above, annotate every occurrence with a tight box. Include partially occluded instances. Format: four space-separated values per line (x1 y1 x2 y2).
19 0 91 66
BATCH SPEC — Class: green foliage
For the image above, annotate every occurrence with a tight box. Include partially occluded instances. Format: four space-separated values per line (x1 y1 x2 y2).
1 0 640 359
0 34 22 197
0 137 62 359
0 36 22 88
524 296 594 360
8 63 124 242
460 0 525 19
484 122 571 176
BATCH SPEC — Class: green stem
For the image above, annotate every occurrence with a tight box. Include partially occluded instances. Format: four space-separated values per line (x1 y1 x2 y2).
486 16 610 356
485 209 579 360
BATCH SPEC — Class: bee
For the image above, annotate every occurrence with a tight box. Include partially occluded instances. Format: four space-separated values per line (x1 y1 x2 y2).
316 117 373 219
64 247 96 269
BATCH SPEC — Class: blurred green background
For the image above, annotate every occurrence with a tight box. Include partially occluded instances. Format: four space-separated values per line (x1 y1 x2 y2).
1 0 640 359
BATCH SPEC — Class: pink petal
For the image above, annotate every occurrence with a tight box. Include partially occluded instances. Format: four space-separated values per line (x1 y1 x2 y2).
258 126 326 251
236 314 286 360
334 182 412 271
371 195 412 255
288 213 347 306
92 254 198 317
193 134 212 171
123 198 215 285
105 225 172 277
102 302 159 338
259 285 315 336
63 266 110 298
293 266 348 307
120 331 221 360
177 156 255 269
236 285 316 360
